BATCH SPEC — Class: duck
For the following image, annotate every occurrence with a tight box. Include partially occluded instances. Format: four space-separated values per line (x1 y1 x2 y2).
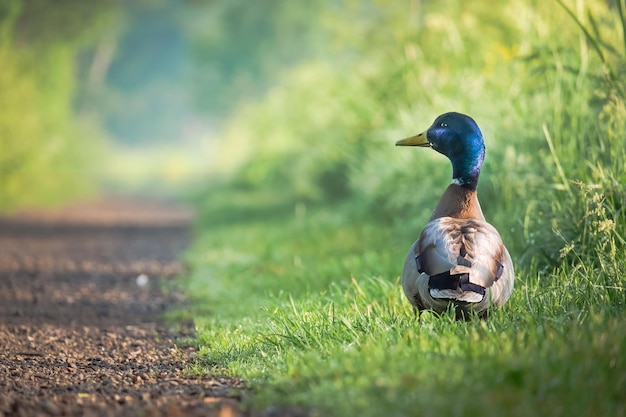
396 112 514 318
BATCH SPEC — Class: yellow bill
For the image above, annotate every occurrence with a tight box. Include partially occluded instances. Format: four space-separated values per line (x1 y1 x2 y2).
395 131 430 147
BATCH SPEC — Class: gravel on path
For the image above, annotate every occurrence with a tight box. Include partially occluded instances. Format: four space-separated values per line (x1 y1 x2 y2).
0 198 245 417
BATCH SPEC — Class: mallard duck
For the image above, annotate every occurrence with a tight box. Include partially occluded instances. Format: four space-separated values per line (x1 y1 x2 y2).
396 112 514 318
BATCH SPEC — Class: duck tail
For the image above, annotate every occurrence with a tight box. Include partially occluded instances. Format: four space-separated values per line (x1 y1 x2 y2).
428 270 485 303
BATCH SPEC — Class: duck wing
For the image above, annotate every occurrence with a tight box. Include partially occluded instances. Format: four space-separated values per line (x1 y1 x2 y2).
416 217 510 303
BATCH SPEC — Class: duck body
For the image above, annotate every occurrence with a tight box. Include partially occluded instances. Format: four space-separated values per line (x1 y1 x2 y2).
396 112 514 317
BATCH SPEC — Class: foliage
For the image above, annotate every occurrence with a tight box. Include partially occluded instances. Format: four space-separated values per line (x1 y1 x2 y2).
202 0 626 260
0 0 117 211
76 0 197 144
189 0 325 117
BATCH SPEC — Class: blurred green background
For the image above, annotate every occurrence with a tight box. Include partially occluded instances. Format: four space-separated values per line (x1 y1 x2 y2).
2 0 624 220
0 0 344 209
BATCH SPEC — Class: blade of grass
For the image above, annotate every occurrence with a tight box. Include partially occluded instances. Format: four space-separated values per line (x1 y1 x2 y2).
618 0 626 57
555 0 607 64
542 123 572 195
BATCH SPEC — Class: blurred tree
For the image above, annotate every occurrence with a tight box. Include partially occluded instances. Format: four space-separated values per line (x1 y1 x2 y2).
0 0 119 211
76 0 197 144
76 0 328 142
189 0 326 118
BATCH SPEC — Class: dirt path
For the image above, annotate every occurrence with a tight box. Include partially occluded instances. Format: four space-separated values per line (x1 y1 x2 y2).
0 198 244 417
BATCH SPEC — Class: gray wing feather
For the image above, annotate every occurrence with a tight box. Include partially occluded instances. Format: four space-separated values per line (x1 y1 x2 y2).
402 217 514 314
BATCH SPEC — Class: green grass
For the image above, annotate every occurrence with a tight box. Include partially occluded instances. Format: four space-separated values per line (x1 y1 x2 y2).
181 0 626 415
183 186 625 416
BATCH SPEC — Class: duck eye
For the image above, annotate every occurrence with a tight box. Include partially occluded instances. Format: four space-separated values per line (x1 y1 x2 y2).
440 122 447 127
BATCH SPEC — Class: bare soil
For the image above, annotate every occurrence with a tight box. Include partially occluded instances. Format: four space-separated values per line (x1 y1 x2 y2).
0 198 245 417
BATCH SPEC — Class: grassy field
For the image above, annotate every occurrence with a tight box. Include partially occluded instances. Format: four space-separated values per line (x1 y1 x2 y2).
184 188 625 416
183 1 626 415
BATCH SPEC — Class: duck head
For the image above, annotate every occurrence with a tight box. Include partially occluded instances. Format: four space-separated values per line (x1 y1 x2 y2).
396 112 485 189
